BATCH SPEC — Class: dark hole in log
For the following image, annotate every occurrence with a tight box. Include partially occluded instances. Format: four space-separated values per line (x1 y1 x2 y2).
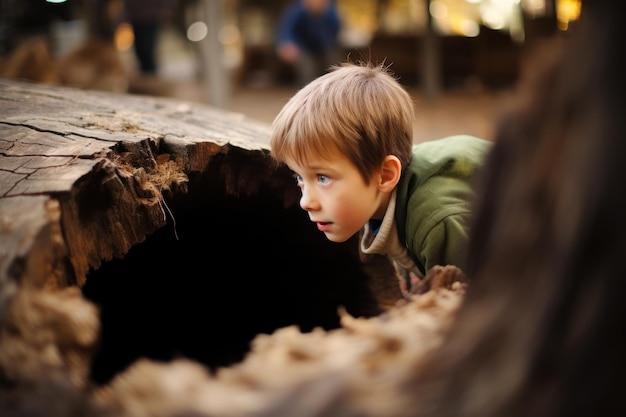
81 151 383 386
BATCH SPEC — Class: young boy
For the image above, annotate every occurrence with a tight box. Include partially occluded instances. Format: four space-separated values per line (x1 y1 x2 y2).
269 62 491 293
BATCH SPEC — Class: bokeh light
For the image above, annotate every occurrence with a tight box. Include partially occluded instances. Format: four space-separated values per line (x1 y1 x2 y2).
114 22 134 52
187 21 208 42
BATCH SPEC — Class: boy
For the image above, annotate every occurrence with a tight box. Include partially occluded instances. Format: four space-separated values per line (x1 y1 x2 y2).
269 62 491 293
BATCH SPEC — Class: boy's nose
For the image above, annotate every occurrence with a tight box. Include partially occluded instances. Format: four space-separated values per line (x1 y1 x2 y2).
299 187 319 212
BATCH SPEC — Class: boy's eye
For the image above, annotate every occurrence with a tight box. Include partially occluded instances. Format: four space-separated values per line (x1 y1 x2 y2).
317 174 330 184
293 173 303 184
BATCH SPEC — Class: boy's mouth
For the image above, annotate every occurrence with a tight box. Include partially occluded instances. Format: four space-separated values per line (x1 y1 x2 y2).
316 221 332 232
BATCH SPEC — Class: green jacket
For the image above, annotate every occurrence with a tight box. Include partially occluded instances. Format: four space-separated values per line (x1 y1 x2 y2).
395 135 492 275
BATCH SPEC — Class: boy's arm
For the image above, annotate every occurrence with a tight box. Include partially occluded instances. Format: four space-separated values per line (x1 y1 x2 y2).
404 174 475 275
399 135 492 276
416 211 472 274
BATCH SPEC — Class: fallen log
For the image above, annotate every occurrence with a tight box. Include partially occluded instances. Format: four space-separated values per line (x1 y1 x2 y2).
2 77 449 417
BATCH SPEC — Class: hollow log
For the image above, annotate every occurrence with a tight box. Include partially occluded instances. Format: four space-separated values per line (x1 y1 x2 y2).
0 78 467 417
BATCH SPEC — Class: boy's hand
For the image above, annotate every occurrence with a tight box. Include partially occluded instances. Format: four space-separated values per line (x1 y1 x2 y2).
410 265 468 295
277 43 299 63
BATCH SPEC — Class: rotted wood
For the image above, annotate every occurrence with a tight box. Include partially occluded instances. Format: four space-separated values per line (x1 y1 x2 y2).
0 77 294 292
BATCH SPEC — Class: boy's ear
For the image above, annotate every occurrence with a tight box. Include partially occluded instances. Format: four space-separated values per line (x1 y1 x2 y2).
378 155 402 192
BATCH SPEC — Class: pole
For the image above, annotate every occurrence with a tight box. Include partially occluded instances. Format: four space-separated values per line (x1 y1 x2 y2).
421 0 441 103
198 0 230 108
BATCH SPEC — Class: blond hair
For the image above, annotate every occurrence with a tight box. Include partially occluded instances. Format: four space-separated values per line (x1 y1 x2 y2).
269 62 415 183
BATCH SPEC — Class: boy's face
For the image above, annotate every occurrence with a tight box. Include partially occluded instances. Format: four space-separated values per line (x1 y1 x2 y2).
286 147 389 243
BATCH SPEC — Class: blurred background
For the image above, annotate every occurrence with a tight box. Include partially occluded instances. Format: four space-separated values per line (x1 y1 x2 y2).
0 0 581 141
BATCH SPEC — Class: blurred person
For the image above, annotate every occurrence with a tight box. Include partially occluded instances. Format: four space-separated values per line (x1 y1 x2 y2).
123 0 177 75
275 0 342 87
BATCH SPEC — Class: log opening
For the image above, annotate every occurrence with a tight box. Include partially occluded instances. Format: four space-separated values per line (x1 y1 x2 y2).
80 145 384 386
